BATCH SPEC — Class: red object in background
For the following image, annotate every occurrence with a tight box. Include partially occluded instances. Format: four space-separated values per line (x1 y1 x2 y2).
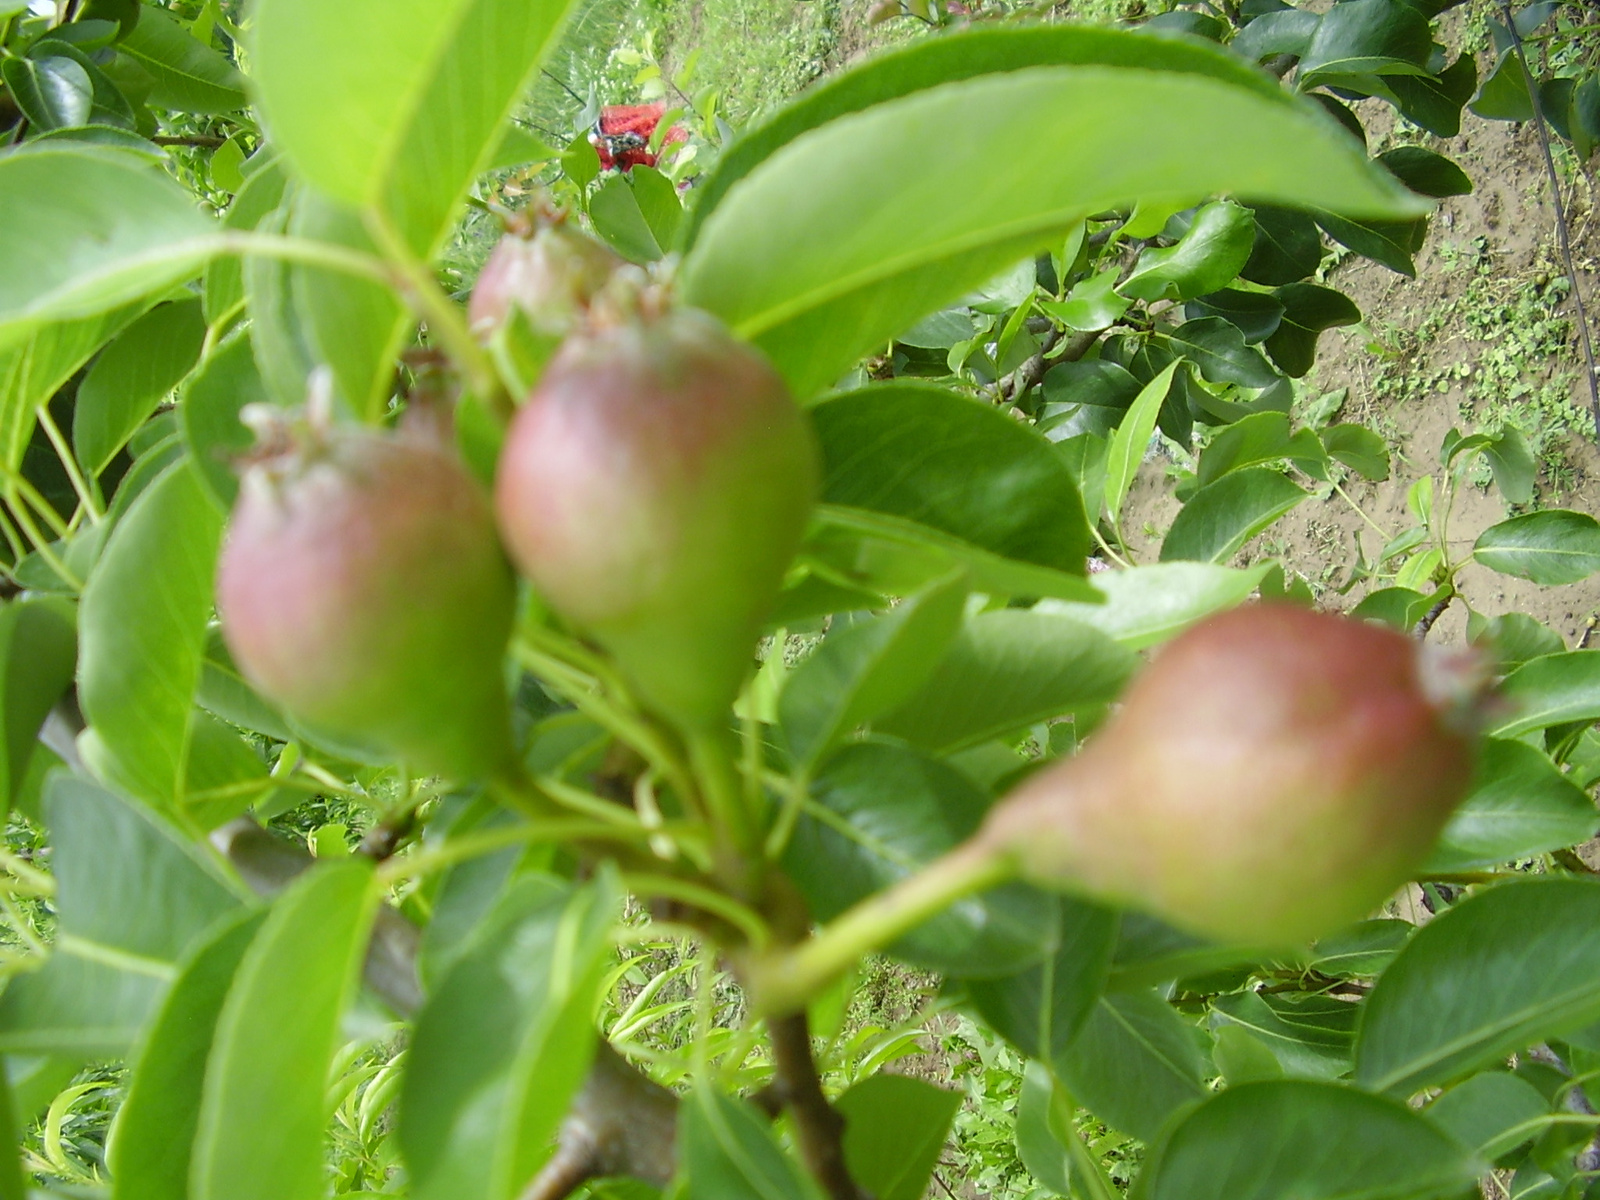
591 103 688 172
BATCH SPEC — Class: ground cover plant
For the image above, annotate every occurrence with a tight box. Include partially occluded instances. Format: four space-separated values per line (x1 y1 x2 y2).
5 0 1600 1198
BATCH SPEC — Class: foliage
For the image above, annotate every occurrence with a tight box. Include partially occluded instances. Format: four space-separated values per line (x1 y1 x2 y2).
2 1 1600 1200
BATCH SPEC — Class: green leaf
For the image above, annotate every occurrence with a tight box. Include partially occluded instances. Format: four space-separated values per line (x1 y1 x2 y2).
1165 319 1281 390
1183 288 1285 344
0 776 242 1057
874 610 1135 754
1492 650 1600 738
778 574 966 769
784 740 1057 977
1321 422 1390 480
1242 205 1324 286
1312 210 1424 276
1379 146 1473 198
401 872 619 1200
966 898 1118 1060
203 158 288 326
1192 412 1322 490
1423 738 1600 872
1483 426 1535 505
590 174 667 264
629 166 683 253
1033 561 1271 650
1468 611 1565 671
181 331 272 512
679 1089 822 1200
0 300 151 471
1230 9 1321 62
812 384 1090 575
116 6 245 113
1040 267 1130 332
1425 1071 1549 1161
681 43 1424 396
1159 467 1307 563
1015 1062 1074 1196
191 860 377 1200
78 459 224 809
1105 361 1178 530
288 191 409 421
1351 586 1431 631
1308 919 1412 979
1143 1081 1476 1200
1044 360 1141 412
1471 49 1534 121
0 147 217 349
1058 991 1206 1141
243 202 319 408
1391 53 1477 137
110 909 268 1200
1264 282 1361 377
73 297 206 473
1120 201 1256 303
1208 991 1354 1080
1356 878 1600 1094
252 0 583 254
2 56 94 131
835 1075 960 1200
1297 0 1433 80
1475 510 1600 585
0 599 75 813
683 24 1295 250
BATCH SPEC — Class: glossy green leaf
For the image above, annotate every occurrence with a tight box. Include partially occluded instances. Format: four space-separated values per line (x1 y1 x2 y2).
243 203 319 408
1208 991 1354 1080
1265 282 1361 377
288 191 408 421
1058 990 1206 1141
202 158 288 325
0 776 242 1057
1211 1024 1284 1086
400 872 619 1200
1379 146 1473 198
180 331 272 511
1143 1081 1476 1200
1475 510 1600 586
1230 9 1321 62
191 860 377 1200
1468 611 1565 671
778 573 966 769
1193 412 1324 489
1471 49 1534 121
966 897 1118 1060
590 173 667 264
78 460 224 809
1043 359 1141 412
1242 205 1324 286
1391 53 1476 137
1356 878 1600 1094
111 909 268 1200
116 6 244 113
1297 0 1433 80
835 1075 960 1200
1308 919 1412 979
1159 467 1307 563
812 384 1090 575
679 1089 822 1200
1480 426 1536 506
1015 1062 1074 1196
1166 318 1282 389
1104 362 1178 529
73 297 206 473
874 610 1135 753
1312 210 1424 277
784 740 1056 978
2 56 93 131
1120 202 1256 303
1183 288 1285 344
1425 1071 1548 1161
1423 738 1600 872
0 147 217 349
252 0 582 254
0 599 75 812
1492 650 1600 738
682 25 1296 250
1321 422 1390 480
1034 561 1270 650
682 49 1423 396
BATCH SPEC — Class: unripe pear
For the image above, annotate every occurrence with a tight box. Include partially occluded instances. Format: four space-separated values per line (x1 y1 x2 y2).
217 411 517 781
469 216 623 340
977 604 1483 946
494 306 820 728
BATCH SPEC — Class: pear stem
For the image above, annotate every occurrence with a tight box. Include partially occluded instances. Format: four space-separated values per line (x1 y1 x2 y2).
747 840 1016 1016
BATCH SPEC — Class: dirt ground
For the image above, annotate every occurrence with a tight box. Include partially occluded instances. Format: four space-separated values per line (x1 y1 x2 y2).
1122 93 1600 647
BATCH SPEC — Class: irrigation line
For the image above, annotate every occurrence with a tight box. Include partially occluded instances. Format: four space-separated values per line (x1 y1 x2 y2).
1497 0 1600 441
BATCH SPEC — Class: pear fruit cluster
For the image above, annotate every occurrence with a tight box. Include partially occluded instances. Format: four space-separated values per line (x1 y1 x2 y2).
976 603 1483 946
217 222 819 778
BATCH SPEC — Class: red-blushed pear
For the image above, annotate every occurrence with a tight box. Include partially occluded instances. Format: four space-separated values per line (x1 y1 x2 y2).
976 604 1486 946
468 208 623 340
494 302 820 730
216 397 517 781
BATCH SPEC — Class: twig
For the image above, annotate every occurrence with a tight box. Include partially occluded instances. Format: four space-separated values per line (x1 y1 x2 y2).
150 134 229 148
767 1012 865 1200
1413 592 1452 640
1000 326 1100 404
1497 0 1600 440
